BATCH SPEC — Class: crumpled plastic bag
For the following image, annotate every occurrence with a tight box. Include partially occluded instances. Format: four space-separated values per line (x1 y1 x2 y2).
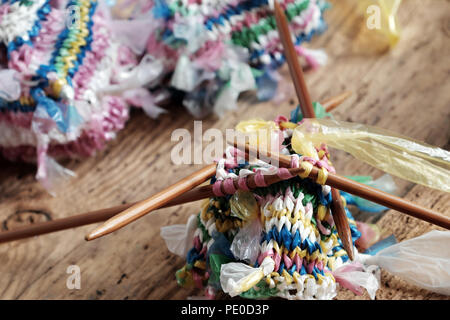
171 55 215 92
0 69 21 101
213 47 256 117
230 218 262 265
293 118 450 192
220 257 274 297
122 88 167 119
107 16 158 55
360 230 450 295
207 231 235 260
31 94 81 195
229 190 259 221
355 222 382 252
104 54 165 93
172 14 207 54
36 153 76 197
364 234 398 255
160 214 197 258
357 0 401 50
333 261 380 299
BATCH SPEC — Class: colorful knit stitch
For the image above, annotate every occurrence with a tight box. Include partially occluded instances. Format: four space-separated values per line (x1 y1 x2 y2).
164 106 364 300
0 0 329 190
0 0 153 190
110 0 329 117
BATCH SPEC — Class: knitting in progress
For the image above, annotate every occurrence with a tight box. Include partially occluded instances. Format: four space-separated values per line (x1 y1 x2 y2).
160 100 450 299
162 106 377 300
109 0 329 117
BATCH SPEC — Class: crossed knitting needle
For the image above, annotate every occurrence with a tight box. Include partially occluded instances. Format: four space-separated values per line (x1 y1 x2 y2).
1 128 447 245
85 5 450 244
272 1 355 259
0 93 352 244
89 134 450 241
1 9 449 249
85 3 357 248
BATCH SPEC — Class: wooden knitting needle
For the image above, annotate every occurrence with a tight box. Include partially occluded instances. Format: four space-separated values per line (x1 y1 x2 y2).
85 164 217 241
0 188 220 244
0 203 133 244
322 91 352 113
0 166 306 244
273 1 315 118
231 140 450 230
4 130 448 245
86 166 312 241
273 1 354 259
330 188 353 255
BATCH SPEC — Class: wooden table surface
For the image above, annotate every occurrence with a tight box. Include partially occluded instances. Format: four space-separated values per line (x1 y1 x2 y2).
0 0 449 300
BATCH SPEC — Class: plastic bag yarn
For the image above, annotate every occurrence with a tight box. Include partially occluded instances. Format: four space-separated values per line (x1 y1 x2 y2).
162 107 375 300
162 109 450 299
360 230 450 296
0 0 330 191
0 0 159 192
292 118 450 192
160 214 198 258
332 261 379 300
108 0 330 117
230 216 263 265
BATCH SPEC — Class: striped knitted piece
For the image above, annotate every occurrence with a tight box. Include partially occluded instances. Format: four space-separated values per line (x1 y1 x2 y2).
171 110 362 300
0 0 147 190
157 0 328 67
0 0 330 190
111 0 329 117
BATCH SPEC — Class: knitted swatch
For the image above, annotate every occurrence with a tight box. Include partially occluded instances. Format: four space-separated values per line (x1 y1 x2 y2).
110 0 329 117
161 106 377 300
0 0 329 190
0 0 157 190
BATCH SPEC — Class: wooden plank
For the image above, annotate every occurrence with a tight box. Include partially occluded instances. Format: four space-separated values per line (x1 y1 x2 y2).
0 0 448 299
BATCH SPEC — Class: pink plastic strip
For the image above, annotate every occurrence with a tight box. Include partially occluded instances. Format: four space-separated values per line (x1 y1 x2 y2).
212 180 224 196
237 177 250 191
223 178 237 195
254 171 268 187
290 154 300 168
277 168 294 180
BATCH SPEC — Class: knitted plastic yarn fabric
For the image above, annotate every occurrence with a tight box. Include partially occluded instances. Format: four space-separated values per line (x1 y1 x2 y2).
160 106 380 300
0 0 329 190
0 0 158 190
110 0 329 117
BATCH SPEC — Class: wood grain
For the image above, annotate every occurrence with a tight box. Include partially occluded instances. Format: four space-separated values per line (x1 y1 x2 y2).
0 0 449 299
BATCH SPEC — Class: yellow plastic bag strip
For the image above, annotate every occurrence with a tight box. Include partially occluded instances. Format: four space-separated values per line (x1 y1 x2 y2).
236 119 320 159
235 119 285 157
292 119 450 192
360 0 402 48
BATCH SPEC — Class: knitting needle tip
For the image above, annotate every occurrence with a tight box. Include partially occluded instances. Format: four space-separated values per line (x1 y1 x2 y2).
85 164 217 241
331 188 354 260
322 91 352 113
85 231 100 241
